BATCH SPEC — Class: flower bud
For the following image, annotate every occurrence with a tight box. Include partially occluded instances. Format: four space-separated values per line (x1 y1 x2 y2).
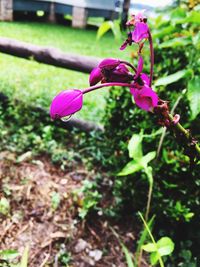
50 89 83 119
98 58 120 70
106 64 133 82
89 67 102 86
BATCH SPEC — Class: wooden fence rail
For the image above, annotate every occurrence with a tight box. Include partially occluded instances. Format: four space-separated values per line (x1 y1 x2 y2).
0 37 100 73
0 38 104 132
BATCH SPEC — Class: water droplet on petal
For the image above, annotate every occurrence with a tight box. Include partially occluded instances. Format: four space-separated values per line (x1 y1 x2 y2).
61 114 73 122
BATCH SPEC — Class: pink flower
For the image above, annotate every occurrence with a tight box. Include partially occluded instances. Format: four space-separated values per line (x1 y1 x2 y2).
50 89 83 119
126 11 147 26
89 60 133 85
130 86 158 112
89 67 102 86
132 22 149 43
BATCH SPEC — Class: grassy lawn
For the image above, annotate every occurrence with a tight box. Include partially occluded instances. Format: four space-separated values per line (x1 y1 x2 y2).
0 22 131 122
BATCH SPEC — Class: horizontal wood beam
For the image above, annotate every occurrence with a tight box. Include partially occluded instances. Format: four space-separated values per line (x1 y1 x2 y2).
0 37 100 73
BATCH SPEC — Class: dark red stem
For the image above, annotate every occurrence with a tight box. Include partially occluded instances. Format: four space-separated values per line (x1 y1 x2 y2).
82 82 132 94
148 31 154 87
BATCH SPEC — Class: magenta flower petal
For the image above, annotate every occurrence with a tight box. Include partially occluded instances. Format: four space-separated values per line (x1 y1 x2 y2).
120 40 128 50
50 89 83 119
135 55 143 79
141 73 150 85
115 64 129 74
132 22 149 43
98 58 120 70
89 67 102 86
130 86 158 111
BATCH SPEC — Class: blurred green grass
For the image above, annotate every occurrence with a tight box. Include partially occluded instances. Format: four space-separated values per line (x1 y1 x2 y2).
0 22 130 122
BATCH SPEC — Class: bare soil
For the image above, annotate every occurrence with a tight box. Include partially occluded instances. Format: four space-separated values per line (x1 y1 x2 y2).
0 151 148 267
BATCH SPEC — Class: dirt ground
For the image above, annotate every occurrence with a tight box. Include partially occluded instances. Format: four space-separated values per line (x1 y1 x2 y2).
0 151 149 267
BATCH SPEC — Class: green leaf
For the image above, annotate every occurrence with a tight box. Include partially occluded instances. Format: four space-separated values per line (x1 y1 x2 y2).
155 69 192 87
97 21 113 40
184 212 194 222
150 252 159 265
187 77 200 120
0 249 19 260
0 197 10 215
177 11 200 25
157 237 175 256
121 243 135 267
153 26 176 39
51 192 60 210
128 134 143 159
186 11 200 24
117 160 142 176
111 20 121 41
97 20 121 40
171 7 186 20
142 243 157 252
159 37 191 49
20 246 29 267
141 152 156 168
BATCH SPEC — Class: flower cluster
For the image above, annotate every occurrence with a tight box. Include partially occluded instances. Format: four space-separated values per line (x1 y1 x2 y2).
50 12 159 120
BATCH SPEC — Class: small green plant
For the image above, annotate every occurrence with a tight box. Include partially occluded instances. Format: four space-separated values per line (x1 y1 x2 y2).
139 213 174 267
0 246 29 267
58 244 72 266
73 180 102 219
118 130 162 220
0 197 10 216
111 213 174 267
51 191 61 211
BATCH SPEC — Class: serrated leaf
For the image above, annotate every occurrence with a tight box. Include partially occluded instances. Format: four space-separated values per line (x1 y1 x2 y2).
117 160 142 176
97 21 113 40
187 77 200 120
128 134 143 159
155 69 192 86
142 243 157 252
157 237 175 256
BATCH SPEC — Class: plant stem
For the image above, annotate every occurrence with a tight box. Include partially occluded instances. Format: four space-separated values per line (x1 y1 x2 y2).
120 60 137 72
145 184 153 222
82 82 132 94
148 31 154 87
156 94 183 159
139 213 165 267
168 113 200 157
